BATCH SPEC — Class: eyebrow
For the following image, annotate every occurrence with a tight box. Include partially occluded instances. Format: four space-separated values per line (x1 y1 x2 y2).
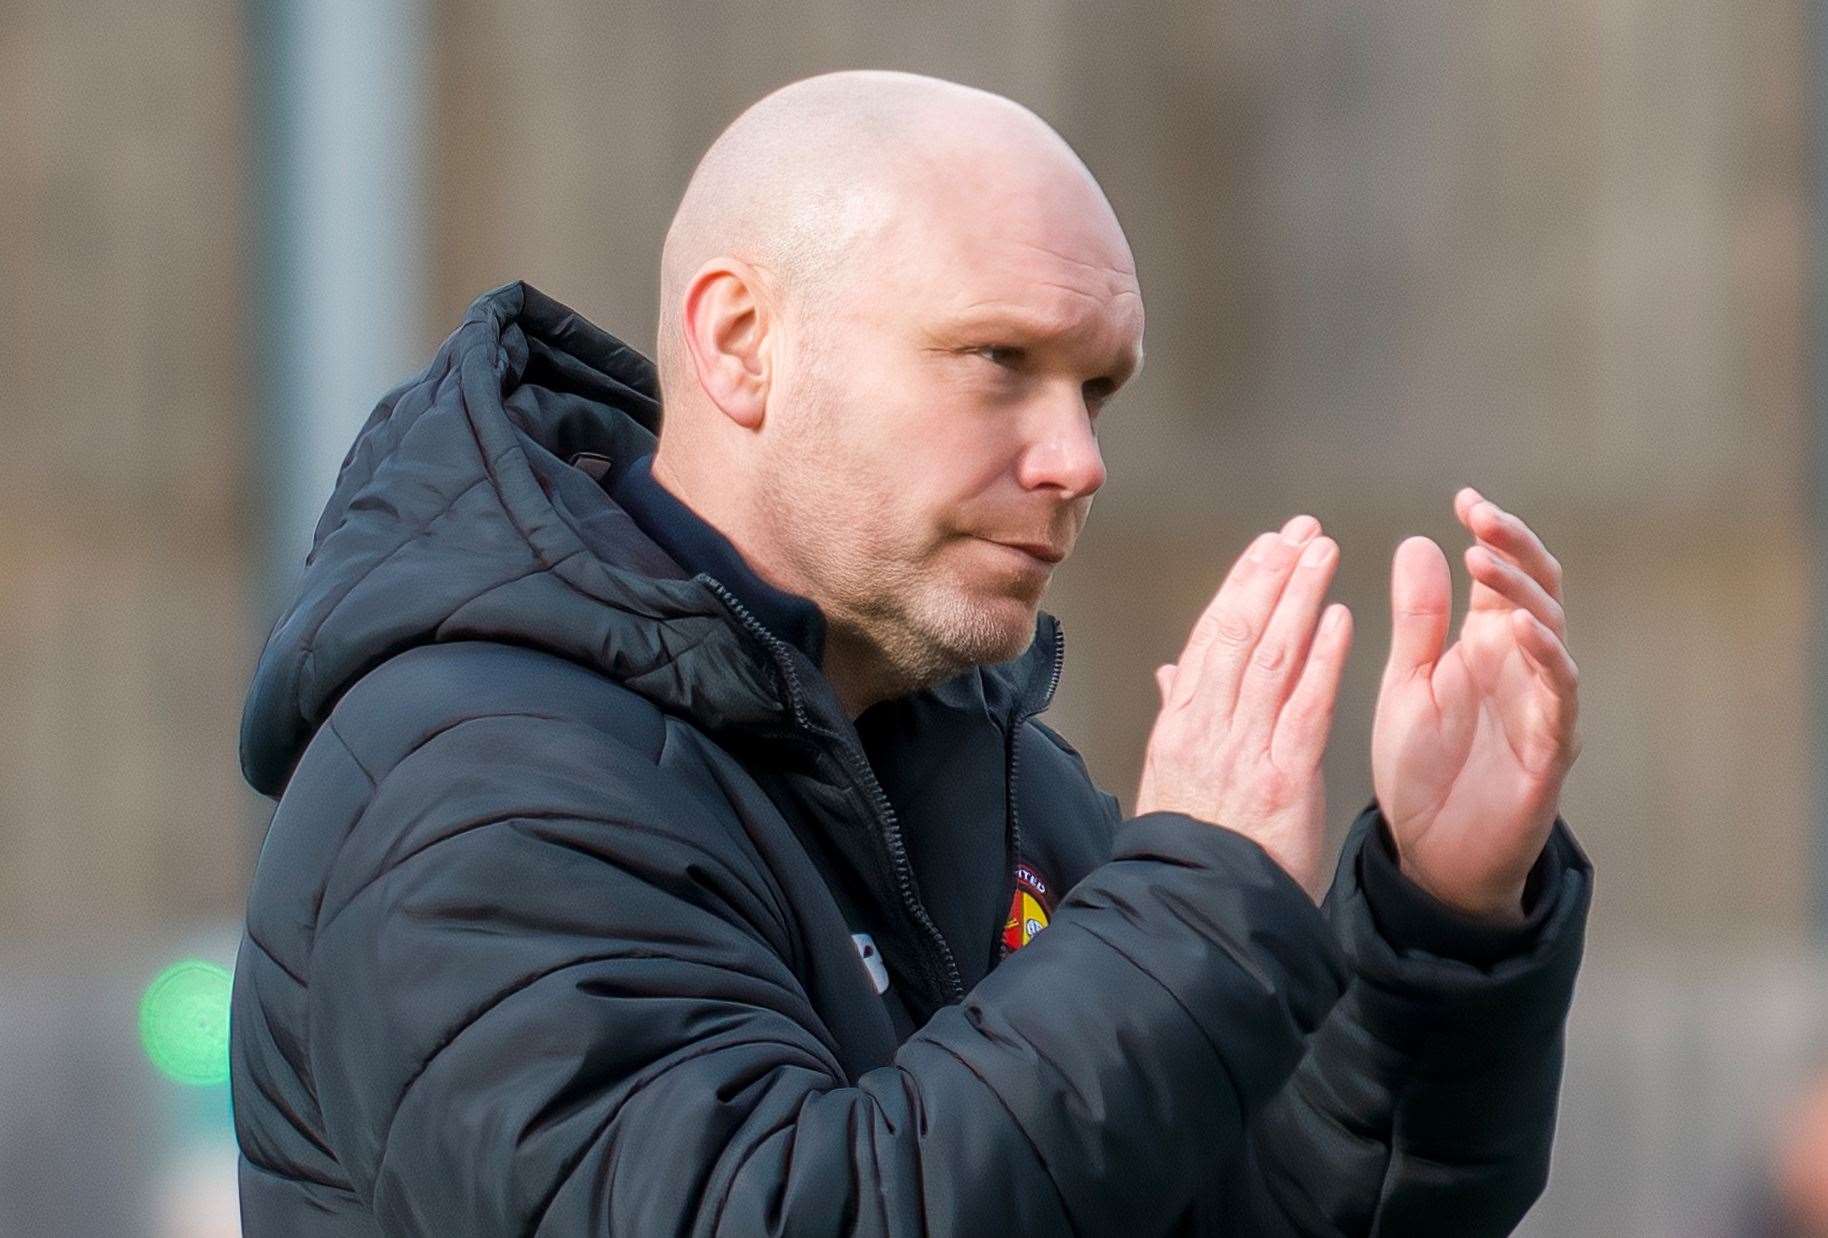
938 304 1146 389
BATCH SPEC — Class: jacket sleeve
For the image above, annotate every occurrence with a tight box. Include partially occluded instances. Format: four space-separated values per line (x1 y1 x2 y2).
1186 802 1593 1235
305 713 1349 1237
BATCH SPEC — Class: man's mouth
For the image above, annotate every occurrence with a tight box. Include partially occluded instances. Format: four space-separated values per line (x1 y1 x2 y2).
980 537 1067 566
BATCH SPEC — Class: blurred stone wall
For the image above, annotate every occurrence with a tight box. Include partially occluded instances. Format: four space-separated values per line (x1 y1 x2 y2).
0 0 260 949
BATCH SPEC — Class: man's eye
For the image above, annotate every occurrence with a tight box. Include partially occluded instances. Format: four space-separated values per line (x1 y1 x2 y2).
974 345 1023 367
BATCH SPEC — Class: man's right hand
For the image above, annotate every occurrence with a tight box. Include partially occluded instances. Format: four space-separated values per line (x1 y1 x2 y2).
1133 515 1354 900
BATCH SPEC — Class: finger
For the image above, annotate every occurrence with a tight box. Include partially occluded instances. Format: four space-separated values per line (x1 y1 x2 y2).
1512 611 1582 767
1167 531 1274 709
1385 536 1451 685
1272 603 1353 770
1280 513 1320 542
1170 519 1321 713
1234 535 1340 738
1465 544 1567 638
1511 609 1580 703
1457 491 1563 602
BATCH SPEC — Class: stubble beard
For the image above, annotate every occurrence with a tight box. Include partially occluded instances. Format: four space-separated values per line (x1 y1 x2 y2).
756 396 1038 700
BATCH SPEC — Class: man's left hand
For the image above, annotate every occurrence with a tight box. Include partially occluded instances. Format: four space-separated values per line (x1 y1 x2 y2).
1371 488 1582 923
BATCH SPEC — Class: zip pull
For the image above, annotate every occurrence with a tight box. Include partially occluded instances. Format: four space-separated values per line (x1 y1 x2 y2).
567 451 614 485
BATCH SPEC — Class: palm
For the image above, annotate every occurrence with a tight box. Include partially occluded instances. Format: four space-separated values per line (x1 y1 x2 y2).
1371 493 1580 918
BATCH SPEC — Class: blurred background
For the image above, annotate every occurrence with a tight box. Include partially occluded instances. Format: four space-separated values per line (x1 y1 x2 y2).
2 1 1822 1233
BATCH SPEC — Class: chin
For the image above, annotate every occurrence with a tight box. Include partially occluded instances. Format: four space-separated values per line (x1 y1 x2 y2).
984 621 1037 666
928 588 1037 668
881 550 1044 678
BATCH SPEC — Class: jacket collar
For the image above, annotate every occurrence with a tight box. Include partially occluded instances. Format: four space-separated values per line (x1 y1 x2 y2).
609 452 828 667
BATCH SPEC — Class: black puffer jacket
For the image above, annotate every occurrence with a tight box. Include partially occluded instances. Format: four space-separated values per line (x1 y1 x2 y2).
230 280 1592 1236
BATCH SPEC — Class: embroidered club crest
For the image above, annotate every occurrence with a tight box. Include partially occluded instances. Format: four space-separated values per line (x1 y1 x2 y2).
1002 862 1054 954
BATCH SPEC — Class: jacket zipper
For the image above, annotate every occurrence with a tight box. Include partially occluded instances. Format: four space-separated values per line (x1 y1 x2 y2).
699 575 965 1004
997 619 1067 963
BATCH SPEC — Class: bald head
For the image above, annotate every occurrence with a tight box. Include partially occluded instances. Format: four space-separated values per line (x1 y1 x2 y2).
655 70 1128 411
649 69 1142 716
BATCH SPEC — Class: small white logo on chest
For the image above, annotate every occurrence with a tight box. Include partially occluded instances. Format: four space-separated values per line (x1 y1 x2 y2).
851 932 891 994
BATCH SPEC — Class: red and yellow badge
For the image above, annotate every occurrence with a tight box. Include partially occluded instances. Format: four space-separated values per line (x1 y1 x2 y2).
1002 862 1054 954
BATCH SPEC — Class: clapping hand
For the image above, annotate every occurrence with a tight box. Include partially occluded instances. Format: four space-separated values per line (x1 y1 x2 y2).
1371 489 1581 922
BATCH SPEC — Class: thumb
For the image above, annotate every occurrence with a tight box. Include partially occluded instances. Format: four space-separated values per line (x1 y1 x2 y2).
1385 536 1452 684
1154 663 1176 708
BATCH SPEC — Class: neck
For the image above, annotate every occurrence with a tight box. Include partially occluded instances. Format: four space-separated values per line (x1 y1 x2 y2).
819 624 929 720
650 446 900 721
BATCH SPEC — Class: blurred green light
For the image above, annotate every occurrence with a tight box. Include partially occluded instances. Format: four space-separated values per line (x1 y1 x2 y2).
139 959 232 1086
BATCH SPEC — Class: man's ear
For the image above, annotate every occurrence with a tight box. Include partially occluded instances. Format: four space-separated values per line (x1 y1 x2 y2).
679 257 772 430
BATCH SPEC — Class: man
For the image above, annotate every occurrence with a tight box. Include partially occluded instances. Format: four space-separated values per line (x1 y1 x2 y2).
231 70 1590 1235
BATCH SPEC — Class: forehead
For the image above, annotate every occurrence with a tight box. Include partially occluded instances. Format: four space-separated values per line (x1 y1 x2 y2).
880 175 1144 363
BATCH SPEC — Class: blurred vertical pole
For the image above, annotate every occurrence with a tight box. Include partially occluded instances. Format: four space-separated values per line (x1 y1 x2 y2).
1813 0 1828 937
245 0 430 624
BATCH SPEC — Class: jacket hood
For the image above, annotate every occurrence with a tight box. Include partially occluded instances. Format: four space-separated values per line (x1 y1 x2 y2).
239 280 1063 798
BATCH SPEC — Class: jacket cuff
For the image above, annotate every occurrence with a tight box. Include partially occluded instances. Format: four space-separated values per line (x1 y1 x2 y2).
1320 802 1593 1059
1356 802 1559 966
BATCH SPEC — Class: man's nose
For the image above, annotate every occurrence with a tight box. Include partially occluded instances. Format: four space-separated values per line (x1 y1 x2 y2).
1017 399 1107 499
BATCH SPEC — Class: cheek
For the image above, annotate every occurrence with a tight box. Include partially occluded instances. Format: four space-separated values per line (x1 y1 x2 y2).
888 440 1006 549
807 368 1019 551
